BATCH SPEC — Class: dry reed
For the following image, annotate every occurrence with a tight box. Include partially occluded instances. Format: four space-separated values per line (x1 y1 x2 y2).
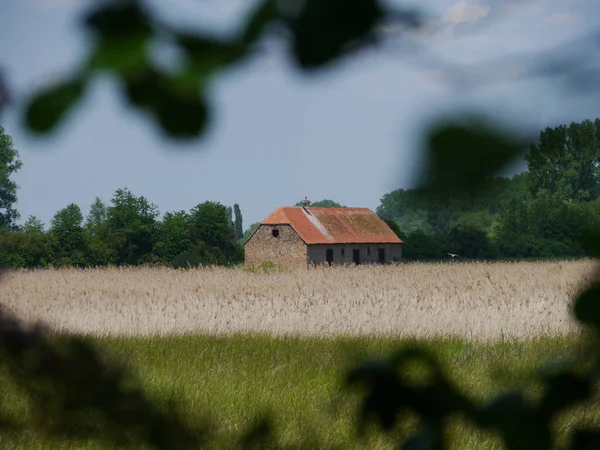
0 260 595 340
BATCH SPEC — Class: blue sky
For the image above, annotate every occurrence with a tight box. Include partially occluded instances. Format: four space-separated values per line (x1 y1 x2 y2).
1 0 599 229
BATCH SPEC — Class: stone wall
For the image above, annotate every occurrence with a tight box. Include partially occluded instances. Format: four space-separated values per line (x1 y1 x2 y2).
244 224 307 267
307 243 402 266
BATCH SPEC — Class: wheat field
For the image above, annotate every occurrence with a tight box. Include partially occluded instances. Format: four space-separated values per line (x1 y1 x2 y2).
0 260 596 340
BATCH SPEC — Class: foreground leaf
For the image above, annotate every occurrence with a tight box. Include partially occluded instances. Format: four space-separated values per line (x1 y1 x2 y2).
288 0 382 68
418 118 527 194
573 286 600 329
24 79 85 133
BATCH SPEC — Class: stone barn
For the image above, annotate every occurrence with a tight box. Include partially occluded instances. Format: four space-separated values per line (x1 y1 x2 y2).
244 205 403 267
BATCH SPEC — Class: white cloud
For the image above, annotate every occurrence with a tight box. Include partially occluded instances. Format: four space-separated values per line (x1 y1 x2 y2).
409 0 492 45
442 0 491 25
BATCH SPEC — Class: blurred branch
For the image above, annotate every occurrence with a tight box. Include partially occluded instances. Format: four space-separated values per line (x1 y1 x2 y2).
0 68 11 120
0 303 207 449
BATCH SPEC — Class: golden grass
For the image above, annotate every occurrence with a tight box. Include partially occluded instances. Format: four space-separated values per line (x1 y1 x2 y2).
0 260 596 340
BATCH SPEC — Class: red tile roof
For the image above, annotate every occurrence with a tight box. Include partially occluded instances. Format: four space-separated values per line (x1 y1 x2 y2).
261 207 403 245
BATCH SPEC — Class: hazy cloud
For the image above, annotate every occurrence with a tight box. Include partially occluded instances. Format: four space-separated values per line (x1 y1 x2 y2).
442 0 491 25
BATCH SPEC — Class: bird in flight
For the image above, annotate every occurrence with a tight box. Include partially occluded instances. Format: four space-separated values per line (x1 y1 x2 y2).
447 253 459 258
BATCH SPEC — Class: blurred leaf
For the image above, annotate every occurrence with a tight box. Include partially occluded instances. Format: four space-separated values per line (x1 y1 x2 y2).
176 33 244 81
419 118 527 194
122 66 163 109
288 0 382 68
240 417 277 449
0 310 205 449
85 0 151 39
580 231 600 258
242 0 278 45
154 88 209 139
122 67 209 138
88 35 148 76
348 346 473 439
476 391 526 427
347 359 403 431
24 79 84 133
402 425 442 450
84 0 152 77
568 429 600 450
573 286 600 328
537 372 591 417
476 392 552 450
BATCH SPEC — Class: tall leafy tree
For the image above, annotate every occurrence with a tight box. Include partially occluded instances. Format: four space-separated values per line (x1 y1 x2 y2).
50 203 88 266
526 119 600 201
189 201 240 264
105 188 159 265
22 216 45 236
85 197 110 265
153 211 193 265
0 125 23 231
85 197 108 236
233 203 243 240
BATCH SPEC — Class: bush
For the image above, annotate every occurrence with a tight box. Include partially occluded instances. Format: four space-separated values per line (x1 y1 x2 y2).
243 260 288 274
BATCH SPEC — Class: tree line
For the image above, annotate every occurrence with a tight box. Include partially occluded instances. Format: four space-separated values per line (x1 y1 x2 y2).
378 118 600 260
2 119 600 267
0 190 245 268
0 129 246 268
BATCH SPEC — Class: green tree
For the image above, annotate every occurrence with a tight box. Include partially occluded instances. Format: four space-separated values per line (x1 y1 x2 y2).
445 223 498 259
153 210 193 265
377 189 432 234
84 197 111 266
0 125 23 231
401 228 444 260
0 231 55 268
233 203 243 240
526 119 600 201
189 201 241 265
383 218 402 237
85 197 108 235
105 188 159 265
50 203 88 266
22 215 45 235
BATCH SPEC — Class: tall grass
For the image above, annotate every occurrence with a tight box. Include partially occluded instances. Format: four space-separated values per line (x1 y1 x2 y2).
0 260 594 339
1 334 597 449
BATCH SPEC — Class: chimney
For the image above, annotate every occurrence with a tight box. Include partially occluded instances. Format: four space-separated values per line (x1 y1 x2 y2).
300 197 312 215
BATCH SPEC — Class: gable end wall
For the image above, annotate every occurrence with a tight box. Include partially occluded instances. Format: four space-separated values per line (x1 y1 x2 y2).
244 224 307 267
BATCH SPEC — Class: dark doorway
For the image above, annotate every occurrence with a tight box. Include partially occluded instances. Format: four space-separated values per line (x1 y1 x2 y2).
352 249 360 265
378 248 385 264
326 249 334 266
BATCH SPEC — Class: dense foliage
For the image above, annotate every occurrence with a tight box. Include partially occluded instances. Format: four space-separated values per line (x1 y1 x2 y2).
0 187 244 268
0 125 22 232
378 119 600 261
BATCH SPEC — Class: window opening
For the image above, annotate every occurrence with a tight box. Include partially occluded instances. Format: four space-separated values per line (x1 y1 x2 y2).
353 249 360 265
326 249 334 266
